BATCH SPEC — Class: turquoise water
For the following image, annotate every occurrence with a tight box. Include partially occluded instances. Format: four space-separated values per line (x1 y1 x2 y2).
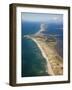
22 37 48 77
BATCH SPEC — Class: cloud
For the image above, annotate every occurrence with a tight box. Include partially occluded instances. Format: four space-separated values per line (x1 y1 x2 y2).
21 12 63 23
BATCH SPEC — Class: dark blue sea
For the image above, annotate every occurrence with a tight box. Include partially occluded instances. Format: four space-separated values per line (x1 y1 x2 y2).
21 21 63 77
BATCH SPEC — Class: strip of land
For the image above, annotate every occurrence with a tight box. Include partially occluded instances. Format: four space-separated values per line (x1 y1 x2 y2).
24 35 63 75
30 36 55 75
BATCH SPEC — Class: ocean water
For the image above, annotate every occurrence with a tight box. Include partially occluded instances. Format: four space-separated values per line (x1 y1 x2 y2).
21 22 63 77
22 37 48 77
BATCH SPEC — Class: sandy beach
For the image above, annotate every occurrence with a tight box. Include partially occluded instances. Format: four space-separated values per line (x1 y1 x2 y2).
25 35 63 75
30 36 55 75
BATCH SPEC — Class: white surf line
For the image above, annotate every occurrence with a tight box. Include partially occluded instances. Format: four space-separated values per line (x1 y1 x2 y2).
27 36 55 75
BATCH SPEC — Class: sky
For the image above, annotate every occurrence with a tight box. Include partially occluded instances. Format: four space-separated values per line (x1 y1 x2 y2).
21 12 63 23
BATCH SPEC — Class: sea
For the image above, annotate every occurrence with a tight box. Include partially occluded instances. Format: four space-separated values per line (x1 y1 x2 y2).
21 21 63 77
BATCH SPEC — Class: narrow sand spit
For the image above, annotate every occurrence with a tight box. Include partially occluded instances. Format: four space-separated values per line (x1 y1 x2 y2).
28 36 55 75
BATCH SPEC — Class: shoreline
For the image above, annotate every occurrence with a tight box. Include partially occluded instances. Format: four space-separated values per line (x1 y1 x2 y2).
28 36 55 75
